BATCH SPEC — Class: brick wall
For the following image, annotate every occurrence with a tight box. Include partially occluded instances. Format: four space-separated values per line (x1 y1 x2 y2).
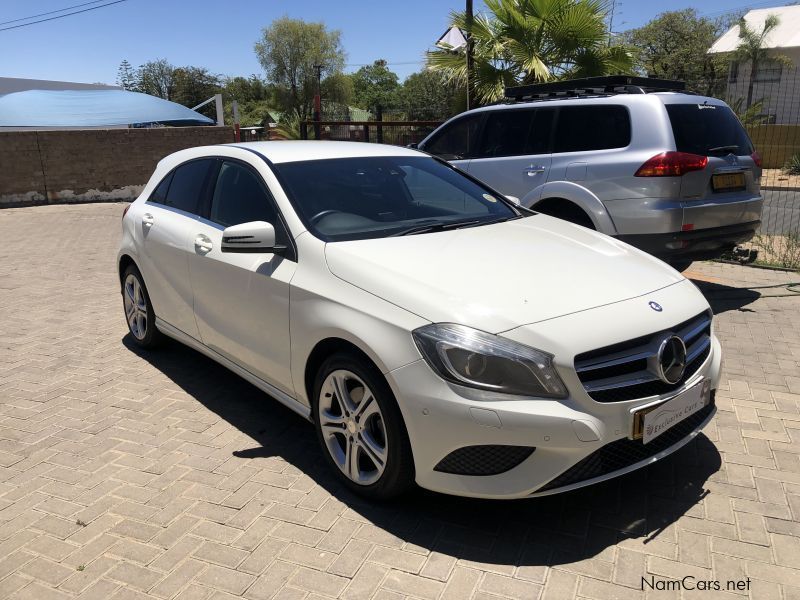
0 126 234 207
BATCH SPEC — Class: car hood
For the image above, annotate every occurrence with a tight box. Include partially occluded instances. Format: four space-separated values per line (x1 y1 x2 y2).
324 215 684 334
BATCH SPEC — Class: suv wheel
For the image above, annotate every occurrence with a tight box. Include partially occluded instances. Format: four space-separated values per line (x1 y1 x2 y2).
536 200 595 229
312 353 415 500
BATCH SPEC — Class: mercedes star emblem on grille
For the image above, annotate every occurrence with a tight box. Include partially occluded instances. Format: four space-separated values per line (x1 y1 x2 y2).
656 335 687 384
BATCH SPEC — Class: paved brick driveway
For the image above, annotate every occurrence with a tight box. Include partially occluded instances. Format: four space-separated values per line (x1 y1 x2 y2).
1 203 799 600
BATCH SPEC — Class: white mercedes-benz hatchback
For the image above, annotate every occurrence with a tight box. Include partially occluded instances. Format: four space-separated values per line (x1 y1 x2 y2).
118 141 721 500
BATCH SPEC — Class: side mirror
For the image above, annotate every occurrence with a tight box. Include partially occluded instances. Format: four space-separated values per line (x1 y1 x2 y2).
221 221 286 254
506 195 521 206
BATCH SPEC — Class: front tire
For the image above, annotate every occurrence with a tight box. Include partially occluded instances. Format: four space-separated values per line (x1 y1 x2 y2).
121 264 163 349
312 353 415 500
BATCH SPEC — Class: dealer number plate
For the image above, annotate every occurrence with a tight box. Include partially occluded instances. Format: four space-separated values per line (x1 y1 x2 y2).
632 380 710 444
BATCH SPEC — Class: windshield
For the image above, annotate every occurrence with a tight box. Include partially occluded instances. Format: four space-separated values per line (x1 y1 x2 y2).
665 103 754 157
274 156 520 241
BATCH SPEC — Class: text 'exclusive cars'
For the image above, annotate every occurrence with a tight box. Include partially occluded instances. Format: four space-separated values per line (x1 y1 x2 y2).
118 141 721 499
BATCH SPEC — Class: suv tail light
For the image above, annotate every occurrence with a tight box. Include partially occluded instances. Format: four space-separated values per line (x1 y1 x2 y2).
635 152 708 177
751 151 762 167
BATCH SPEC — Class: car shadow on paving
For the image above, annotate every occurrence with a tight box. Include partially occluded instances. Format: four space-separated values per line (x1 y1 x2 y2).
692 279 762 314
123 332 722 570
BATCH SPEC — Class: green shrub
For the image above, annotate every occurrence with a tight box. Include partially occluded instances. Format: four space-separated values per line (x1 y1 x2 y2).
784 153 800 175
753 232 800 270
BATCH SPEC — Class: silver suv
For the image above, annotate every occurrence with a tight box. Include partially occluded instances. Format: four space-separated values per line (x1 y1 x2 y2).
417 76 763 270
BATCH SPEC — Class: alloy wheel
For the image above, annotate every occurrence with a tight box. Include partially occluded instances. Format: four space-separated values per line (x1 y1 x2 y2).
123 273 148 340
318 369 388 485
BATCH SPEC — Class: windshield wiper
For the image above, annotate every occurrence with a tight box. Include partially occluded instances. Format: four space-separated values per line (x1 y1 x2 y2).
707 145 740 154
391 219 483 237
391 216 516 237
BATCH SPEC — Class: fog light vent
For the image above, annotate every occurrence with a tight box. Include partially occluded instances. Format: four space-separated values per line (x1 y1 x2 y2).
434 445 535 476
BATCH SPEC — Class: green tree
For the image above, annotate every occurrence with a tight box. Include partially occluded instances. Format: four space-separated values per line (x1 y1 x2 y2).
224 75 272 104
320 72 354 119
350 59 400 111
734 14 790 108
624 9 728 96
254 17 345 120
427 0 633 104
222 75 278 128
116 59 136 91
171 66 222 109
136 59 175 100
398 69 463 120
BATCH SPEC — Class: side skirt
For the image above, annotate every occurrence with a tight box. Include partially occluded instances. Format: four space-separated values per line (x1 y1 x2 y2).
155 318 312 422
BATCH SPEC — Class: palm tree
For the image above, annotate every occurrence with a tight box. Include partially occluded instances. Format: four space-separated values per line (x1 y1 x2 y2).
427 0 633 104
734 14 790 108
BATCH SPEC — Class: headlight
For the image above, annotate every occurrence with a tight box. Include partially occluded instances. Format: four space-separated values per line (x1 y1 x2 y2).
412 323 567 398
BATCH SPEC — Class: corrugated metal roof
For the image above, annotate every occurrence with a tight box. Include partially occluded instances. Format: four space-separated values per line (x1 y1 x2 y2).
709 5 800 53
0 89 214 128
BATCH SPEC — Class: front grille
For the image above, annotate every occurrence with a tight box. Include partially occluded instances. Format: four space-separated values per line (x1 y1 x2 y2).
574 310 712 403
434 445 535 476
537 398 715 493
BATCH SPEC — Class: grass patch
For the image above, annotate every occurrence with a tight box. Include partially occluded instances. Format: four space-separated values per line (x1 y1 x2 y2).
751 232 800 270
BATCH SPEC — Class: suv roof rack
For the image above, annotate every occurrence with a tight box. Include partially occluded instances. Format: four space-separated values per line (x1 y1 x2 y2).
504 76 685 101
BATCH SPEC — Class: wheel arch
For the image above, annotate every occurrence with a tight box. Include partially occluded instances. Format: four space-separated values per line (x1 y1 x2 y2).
528 181 617 234
303 337 387 411
118 254 137 290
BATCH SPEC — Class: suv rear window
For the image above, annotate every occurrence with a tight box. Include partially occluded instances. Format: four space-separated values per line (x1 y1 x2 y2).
666 104 753 157
553 105 630 153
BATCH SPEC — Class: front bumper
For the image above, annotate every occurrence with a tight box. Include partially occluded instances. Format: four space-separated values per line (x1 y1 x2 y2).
386 281 721 499
617 220 760 262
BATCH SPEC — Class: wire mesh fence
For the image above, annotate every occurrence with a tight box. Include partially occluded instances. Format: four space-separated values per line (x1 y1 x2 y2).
715 63 800 268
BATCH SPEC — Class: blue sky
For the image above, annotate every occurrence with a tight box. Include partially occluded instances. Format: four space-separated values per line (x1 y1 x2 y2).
0 0 794 85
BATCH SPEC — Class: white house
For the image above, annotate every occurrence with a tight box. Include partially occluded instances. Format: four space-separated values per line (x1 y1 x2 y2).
709 5 800 124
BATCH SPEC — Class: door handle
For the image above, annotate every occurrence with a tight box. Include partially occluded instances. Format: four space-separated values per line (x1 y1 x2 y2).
142 213 154 228
524 166 546 176
194 234 213 254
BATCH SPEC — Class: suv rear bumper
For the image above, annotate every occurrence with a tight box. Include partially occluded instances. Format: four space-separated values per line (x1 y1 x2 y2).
617 220 760 261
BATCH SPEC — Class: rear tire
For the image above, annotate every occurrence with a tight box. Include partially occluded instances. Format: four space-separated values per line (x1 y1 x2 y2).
121 264 163 349
535 200 595 229
312 353 415 500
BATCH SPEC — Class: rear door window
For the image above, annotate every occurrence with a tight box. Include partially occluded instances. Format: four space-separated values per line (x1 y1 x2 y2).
526 108 556 155
423 114 482 159
553 105 631 153
162 159 215 215
148 172 173 204
665 104 753 157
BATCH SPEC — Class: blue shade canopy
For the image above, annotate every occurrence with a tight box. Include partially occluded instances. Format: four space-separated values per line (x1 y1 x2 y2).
0 89 215 127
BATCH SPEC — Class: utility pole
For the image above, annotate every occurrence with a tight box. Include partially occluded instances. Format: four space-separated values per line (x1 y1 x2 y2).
465 0 474 110
607 0 618 46
313 64 323 139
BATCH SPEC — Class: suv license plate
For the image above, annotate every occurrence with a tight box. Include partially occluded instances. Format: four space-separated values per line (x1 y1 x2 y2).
712 172 746 192
632 380 711 444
